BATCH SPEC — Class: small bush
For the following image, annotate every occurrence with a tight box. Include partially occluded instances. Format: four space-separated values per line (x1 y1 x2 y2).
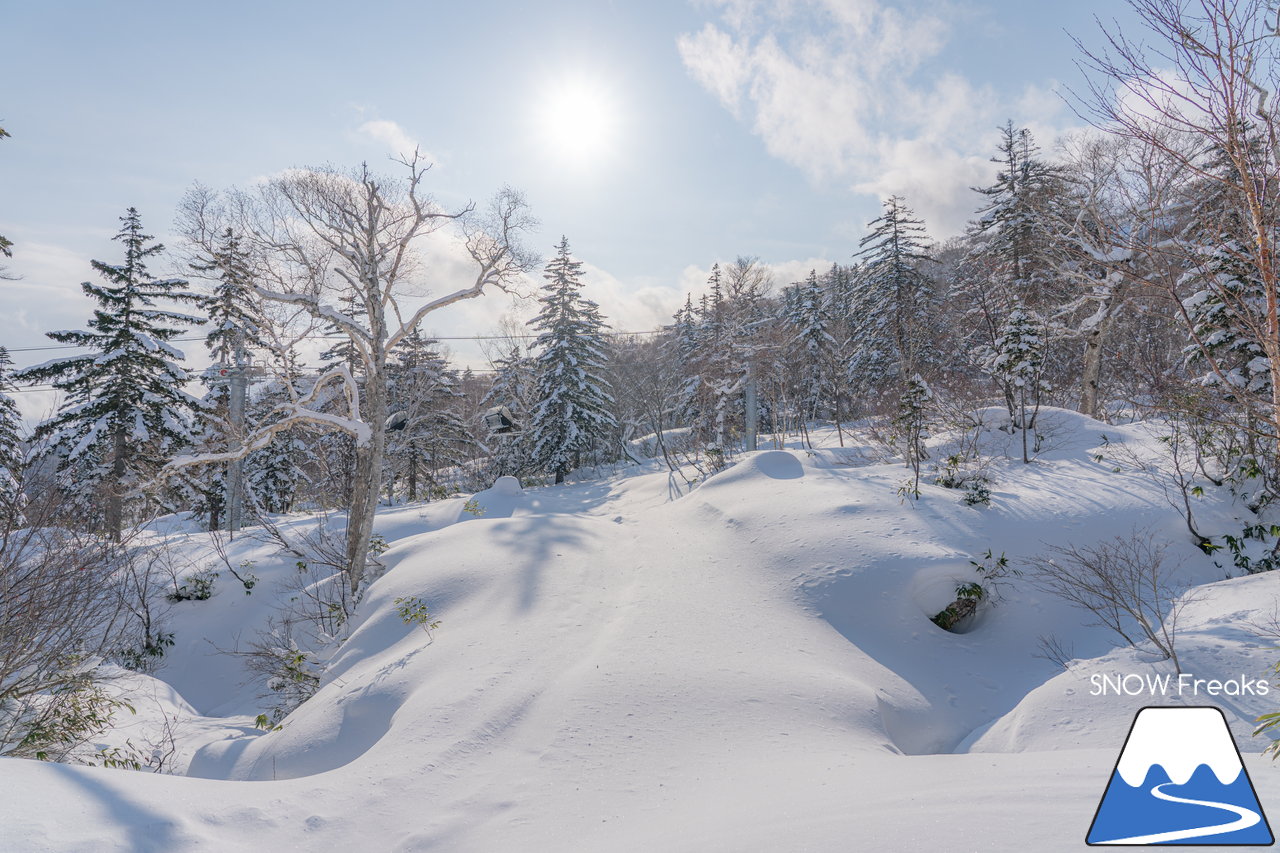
167 567 218 602
962 480 992 506
931 550 1015 633
117 631 175 673
395 596 441 640
11 682 134 762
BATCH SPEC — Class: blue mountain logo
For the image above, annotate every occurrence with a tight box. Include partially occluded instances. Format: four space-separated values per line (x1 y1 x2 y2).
1087 706 1274 846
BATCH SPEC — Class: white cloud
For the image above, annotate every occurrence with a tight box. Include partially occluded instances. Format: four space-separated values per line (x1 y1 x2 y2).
678 0 1080 237
356 120 441 167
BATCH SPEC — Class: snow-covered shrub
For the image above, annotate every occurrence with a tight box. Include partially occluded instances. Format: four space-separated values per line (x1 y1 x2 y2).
5 681 133 762
167 567 218 602
243 621 322 725
930 550 1014 633
963 481 992 506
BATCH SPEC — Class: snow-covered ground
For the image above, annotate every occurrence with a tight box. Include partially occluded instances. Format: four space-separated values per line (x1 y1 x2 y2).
5 409 1280 851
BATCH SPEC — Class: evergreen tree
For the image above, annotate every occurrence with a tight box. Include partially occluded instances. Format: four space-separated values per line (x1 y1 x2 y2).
16 209 204 538
1182 131 1278 403
527 237 617 484
893 374 932 499
189 227 266 529
967 122 1070 312
310 290 366 506
386 328 473 500
850 196 937 394
786 269 836 420
245 366 309 515
983 304 1047 463
482 344 537 478
0 348 24 522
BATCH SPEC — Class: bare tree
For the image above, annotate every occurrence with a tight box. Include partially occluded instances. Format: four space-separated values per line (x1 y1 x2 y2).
1073 0 1280 449
171 154 535 594
0 486 132 759
1025 529 1194 673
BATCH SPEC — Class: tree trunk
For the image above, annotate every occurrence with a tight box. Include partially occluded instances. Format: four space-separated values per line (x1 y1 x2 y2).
1079 327 1105 420
1079 278 1125 420
345 362 388 596
106 425 126 541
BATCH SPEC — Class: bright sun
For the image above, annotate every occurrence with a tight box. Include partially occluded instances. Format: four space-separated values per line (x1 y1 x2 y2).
536 76 619 166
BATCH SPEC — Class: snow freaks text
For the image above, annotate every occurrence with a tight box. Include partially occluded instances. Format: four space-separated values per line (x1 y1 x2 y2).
1091 674 1269 698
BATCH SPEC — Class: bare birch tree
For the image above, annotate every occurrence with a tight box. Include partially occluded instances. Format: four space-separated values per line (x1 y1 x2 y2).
172 154 535 593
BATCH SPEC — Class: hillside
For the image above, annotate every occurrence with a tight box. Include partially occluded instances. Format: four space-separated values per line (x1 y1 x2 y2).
4 409 1280 852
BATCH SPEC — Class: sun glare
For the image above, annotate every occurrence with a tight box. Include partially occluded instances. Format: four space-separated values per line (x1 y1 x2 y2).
536 75 620 167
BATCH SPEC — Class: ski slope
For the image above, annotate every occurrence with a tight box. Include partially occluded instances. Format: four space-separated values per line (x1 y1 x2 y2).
4 409 1280 851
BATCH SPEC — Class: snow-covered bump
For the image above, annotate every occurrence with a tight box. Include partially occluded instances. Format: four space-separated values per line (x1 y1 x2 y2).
751 450 804 480
491 475 522 496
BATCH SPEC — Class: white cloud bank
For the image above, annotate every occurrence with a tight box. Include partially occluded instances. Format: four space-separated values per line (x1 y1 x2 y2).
677 0 1076 237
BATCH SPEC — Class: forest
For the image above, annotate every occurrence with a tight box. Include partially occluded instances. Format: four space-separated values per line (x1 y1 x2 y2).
2 2 1280 846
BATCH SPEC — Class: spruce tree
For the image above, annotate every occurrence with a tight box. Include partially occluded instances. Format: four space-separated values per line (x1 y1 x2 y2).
966 122 1069 311
786 269 836 420
245 367 308 514
189 227 266 529
527 237 617 484
0 348 24 523
893 374 932 499
849 195 937 394
1182 132 1277 403
482 344 537 478
16 209 204 538
386 328 472 500
983 304 1047 463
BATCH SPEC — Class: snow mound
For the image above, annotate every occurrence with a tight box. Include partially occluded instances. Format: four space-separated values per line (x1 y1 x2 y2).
463 476 532 519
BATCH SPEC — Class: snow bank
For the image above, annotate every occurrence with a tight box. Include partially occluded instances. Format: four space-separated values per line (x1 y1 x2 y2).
6 411 1280 851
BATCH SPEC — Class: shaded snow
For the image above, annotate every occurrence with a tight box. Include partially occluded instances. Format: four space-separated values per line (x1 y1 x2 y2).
5 409 1280 851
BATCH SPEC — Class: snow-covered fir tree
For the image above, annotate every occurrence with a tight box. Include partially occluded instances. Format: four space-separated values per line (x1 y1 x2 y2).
893 374 932 499
1181 133 1278 406
313 290 365 506
527 237 617 484
16 208 204 538
482 343 537 478
245 367 309 515
983 304 1046 462
385 328 473 501
966 123 1070 311
187 227 267 529
0 347 24 523
849 195 938 394
785 269 836 420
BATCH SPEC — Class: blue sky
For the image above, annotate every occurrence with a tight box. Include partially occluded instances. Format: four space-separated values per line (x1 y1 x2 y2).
1 0 1141 413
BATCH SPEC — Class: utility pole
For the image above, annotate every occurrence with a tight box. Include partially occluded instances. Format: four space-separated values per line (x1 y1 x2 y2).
744 363 758 453
225 330 248 536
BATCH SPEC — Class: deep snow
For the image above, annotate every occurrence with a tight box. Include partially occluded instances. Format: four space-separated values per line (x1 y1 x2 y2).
4 409 1280 852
